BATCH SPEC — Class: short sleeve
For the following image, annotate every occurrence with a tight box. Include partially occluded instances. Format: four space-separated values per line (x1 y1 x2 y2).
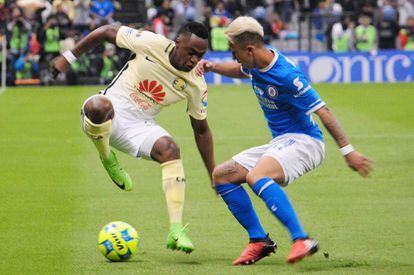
241 65 251 77
281 74 326 115
187 78 208 120
116 26 157 52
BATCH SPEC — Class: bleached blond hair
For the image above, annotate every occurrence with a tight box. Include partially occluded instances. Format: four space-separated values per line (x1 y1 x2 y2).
225 16 264 44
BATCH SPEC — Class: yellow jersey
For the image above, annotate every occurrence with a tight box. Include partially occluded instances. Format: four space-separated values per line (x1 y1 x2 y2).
103 26 208 120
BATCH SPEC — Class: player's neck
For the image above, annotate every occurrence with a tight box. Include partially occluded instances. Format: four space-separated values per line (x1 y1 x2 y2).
254 49 275 70
169 48 180 71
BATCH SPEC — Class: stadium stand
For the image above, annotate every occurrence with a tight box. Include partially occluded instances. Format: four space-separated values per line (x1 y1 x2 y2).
0 0 413 86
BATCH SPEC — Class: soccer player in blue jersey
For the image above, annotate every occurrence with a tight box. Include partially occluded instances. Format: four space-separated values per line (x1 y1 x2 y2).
196 16 373 265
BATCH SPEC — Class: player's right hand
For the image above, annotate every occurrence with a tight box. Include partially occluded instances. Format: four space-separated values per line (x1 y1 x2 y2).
51 55 70 79
345 151 373 177
195 59 214 76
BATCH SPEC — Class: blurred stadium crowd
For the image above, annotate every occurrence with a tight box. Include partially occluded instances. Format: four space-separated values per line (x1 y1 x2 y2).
0 0 413 85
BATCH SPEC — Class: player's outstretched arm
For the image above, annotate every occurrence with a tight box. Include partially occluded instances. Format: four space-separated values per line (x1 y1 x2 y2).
315 106 373 177
195 60 249 79
52 24 120 76
190 116 216 187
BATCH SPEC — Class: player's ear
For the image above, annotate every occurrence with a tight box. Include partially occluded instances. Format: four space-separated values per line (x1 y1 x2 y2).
246 45 255 56
175 35 182 46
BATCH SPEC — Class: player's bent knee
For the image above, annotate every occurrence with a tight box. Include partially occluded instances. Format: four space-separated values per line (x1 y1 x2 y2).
212 160 246 185
211 167 220 185
151 136 180 163
212 165 227 185
166 141 180 159
83 96 114 124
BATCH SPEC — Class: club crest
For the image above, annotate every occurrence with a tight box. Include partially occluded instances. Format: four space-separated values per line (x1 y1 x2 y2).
173 77 187 92
267 85 278 98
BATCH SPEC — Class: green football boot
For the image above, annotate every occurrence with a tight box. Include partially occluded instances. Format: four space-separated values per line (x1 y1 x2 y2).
100 150 133 191
166 223 195 254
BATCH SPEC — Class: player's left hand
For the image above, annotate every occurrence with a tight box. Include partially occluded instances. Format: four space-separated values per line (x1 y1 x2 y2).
345 151 373 177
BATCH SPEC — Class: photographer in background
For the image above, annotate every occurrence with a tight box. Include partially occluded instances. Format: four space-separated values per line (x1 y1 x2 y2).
38 16 61 84
332 15 354 52
7 6 31 83
7 6 31 56
355 14 377 52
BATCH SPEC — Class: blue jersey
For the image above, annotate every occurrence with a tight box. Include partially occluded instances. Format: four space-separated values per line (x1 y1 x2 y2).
241 48 325 141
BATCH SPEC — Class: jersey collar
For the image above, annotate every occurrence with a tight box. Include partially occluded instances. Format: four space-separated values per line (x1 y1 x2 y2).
165 42 174 53
258 49 279 73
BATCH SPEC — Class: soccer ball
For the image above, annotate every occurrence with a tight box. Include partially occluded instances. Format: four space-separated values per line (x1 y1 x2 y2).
98 221 139 261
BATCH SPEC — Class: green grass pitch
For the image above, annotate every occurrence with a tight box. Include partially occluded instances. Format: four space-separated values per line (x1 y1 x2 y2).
0 83 413 274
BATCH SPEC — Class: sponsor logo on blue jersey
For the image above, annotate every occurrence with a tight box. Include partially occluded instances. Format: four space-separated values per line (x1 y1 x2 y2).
257 95 278 110
254 85 265 96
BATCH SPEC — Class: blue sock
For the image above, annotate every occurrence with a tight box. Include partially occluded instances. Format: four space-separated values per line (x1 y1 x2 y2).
251 178 307 241
215 183 267 241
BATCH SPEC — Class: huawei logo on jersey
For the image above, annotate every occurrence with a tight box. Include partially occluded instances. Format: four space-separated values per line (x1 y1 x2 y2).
138 80 165 103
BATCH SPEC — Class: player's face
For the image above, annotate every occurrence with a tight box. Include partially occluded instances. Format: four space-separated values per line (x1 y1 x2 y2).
229 42 254 69
174 34 208 72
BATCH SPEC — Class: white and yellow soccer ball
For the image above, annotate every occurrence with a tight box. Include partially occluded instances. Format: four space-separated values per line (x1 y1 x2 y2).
98 221 139 261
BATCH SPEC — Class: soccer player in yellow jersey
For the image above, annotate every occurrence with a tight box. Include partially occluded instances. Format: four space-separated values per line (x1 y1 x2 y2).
52 22 215 253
